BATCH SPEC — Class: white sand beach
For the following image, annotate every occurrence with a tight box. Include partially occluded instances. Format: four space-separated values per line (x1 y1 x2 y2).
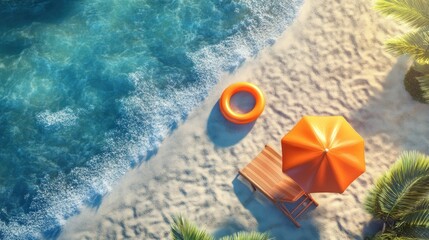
59 0 429 239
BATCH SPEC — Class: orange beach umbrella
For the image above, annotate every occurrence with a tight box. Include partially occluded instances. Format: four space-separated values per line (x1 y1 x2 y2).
281 116 365 193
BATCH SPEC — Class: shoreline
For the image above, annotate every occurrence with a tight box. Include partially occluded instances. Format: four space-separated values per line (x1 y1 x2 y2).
60 0 429 239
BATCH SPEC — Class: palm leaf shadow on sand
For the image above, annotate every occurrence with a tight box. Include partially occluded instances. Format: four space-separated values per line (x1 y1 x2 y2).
206 101 256 147
344 57 429 238
230 176 320 240
348 57 429 154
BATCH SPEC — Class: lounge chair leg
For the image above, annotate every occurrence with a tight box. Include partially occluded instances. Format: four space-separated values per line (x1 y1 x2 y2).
238 172 257 192
308 193 319 207
291 196 308 215
296 201 313 218
276 203 301 228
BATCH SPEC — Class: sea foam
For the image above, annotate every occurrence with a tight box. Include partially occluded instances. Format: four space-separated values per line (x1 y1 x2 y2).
0 0 303 238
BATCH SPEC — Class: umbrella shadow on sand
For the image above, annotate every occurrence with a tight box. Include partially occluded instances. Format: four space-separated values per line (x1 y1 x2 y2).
206 101 256 147
228 176 320 240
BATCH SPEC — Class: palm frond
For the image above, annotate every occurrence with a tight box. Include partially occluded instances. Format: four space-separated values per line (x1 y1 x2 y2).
374 0 429 28
402 209 429 228
372 232 397 240
375 151 429 219
417 73 429 102
385 29 429 64
401 198 429 228
373 231 422 240
400 225 429 239
170 215 214 240
219 231 272 240
412 63 429 74
365 176 387 218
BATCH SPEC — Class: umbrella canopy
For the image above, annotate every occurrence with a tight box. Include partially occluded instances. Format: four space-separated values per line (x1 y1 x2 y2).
281 116 365 193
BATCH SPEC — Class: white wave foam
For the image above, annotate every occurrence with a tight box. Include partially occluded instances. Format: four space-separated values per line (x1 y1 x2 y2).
190 0 303 83
1 0 304 238
36 107 78 129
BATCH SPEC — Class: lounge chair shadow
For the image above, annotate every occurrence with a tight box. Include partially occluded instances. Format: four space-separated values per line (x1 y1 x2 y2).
212 218 248 239
206 101 255 147
231 176 320 240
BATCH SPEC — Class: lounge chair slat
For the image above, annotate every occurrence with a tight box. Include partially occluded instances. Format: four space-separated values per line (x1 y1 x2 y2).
238 145 318 228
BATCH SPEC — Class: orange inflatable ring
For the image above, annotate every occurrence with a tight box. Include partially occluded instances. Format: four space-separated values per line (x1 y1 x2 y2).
219 82 265 124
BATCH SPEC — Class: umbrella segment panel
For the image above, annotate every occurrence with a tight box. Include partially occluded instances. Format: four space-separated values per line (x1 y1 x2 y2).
282 116 365 193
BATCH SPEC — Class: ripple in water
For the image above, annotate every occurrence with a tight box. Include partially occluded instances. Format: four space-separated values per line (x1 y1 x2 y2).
0 0 303 238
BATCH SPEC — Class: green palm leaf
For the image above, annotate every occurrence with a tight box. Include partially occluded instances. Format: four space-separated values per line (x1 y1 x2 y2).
373 152 429 219
417 74 429 101
374 0 429 28
413 63 429 74
219 231 272 240
401 198 429 228
170 215 214 240
365 176 387 219
402 209 429 229
400 225 429 239
385 29 429 64
372 232 417 240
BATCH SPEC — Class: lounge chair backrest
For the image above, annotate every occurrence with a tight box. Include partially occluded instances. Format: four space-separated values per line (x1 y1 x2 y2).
239 145 304 202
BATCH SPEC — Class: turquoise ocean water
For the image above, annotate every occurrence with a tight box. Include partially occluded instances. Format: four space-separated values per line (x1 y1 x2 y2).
0 0 302 238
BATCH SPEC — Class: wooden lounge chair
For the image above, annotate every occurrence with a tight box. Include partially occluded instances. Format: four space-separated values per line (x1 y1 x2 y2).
238 145 318 227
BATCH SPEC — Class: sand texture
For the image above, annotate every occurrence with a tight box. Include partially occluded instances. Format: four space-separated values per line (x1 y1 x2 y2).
59 0 429 239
